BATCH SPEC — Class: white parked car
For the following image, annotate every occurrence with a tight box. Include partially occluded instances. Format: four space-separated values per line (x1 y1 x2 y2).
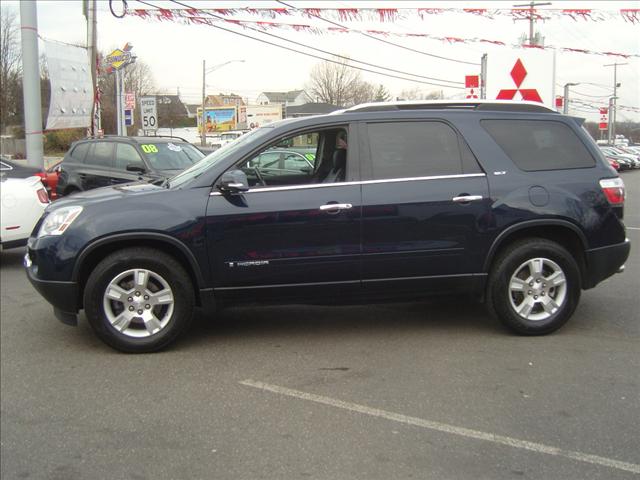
1 176 49 250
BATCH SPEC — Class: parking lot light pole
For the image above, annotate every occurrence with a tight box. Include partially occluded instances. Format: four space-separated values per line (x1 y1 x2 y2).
200 59 245 147
563 83 579 115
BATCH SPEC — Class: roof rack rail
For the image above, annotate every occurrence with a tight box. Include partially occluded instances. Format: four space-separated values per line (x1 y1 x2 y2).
340 100 558 114
132 134 190 143
81 134 190 143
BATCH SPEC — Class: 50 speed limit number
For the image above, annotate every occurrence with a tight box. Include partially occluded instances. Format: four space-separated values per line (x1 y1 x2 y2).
140 96 157 130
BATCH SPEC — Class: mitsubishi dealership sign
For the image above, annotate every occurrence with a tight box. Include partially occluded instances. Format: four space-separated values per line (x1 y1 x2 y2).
485 49 555 109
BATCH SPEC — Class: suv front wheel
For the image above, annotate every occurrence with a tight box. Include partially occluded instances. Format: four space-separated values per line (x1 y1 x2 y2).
487 238 581 335
83 248 194 352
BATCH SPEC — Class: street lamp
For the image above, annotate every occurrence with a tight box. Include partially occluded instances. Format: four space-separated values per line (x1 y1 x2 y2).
563 82 579 115
201 59 245 147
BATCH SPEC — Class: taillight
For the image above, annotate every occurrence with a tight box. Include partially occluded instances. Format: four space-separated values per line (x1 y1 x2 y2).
36 188 50 204
599 178 625 205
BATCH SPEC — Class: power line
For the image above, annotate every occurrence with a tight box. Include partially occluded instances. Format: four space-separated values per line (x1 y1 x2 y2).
277 0 480 67
165 0 464 86
133 0 465 89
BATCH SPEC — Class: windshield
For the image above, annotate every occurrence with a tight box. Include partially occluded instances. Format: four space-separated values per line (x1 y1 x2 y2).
169 128 271 188
140 142 205 171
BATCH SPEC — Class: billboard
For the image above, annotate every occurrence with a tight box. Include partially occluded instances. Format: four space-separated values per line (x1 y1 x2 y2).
245 105 282 129
197 107 237 133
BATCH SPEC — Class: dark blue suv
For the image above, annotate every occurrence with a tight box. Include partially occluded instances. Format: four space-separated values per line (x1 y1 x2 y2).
25 101 630 352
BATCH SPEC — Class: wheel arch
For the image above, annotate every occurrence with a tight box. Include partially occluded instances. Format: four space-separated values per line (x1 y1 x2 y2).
72 233 206 308
484 220 588 280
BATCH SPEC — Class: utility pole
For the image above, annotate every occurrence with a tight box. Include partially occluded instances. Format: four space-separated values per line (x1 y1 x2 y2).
513 1 551 45
480 54 487 99
85 0 98 136
604 62 627 144
201 60 206 147
19 1 44 168
563 83 579 115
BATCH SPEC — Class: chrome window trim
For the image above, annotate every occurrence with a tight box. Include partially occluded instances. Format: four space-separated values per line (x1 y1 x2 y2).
210 173 486 196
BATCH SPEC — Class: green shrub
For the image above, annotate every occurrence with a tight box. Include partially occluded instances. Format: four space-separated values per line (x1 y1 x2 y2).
44 128 86 153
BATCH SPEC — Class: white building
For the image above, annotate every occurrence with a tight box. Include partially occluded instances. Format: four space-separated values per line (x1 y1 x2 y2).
256 90 312 107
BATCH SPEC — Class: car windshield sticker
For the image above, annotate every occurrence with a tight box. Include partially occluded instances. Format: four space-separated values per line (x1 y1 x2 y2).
305 153 315 161
141 144 159 153
167 143 183 152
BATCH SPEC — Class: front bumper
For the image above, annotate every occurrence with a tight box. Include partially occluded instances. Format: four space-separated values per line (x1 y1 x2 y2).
24 252 79 323
583 238 631 289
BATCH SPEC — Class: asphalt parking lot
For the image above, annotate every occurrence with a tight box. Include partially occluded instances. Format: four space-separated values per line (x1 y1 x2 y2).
1 171 639 480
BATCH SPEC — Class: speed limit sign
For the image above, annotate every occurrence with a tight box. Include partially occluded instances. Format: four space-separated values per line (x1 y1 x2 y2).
140 96 157 132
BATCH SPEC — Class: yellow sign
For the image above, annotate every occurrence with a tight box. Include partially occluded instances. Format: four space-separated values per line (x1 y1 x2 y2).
105 43 133 71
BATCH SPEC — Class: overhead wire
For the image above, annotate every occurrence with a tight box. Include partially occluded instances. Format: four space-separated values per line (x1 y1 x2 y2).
276 0 480 66
133 0 465 89
165 0 464 86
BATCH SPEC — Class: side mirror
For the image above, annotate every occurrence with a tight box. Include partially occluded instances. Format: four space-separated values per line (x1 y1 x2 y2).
126 164 146 174
218 169 249 194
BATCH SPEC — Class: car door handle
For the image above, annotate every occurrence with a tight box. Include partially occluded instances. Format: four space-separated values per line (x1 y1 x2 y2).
452 195 483 203
319 203 353 213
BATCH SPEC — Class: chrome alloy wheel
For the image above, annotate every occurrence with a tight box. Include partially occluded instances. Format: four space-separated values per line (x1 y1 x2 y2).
508 258 567 321
102 269 174 338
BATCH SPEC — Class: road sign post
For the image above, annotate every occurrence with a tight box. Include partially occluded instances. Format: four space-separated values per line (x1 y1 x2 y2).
140 96 158 134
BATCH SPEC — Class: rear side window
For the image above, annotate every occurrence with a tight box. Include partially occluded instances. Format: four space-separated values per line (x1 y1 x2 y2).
85 142 114 167
481 120 595 171
366 121 466 179
70 142 90 162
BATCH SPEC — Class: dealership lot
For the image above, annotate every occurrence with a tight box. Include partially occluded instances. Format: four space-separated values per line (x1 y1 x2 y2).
1 172 639 479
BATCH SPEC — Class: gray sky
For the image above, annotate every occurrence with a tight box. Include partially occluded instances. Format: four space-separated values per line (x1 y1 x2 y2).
4 0 640 121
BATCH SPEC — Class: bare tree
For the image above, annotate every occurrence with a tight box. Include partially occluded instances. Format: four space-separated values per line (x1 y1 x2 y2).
1 8 22 133
97 52 155 134
308 56 376 107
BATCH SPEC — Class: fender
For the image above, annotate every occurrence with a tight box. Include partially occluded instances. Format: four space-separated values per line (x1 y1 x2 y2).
71 232 206 287
483 219 588 272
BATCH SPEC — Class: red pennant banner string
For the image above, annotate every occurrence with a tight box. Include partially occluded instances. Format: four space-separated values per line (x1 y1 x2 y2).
128 9 640 59
147 6 638 23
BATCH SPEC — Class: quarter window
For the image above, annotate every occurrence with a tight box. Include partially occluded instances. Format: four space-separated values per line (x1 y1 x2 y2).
71 142 90 162
85 142 114 167
367 122 464 179
481 120 595 171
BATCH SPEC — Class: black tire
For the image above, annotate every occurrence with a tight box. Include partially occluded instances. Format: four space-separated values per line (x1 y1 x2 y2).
83 247 194 353
486 238 581 335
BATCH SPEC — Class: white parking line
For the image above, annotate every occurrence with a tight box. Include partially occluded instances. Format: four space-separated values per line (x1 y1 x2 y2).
240 379 640 475
627 227 640 231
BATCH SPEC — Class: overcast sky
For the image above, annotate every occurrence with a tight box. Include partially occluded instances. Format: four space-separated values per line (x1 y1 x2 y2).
4 0 640 121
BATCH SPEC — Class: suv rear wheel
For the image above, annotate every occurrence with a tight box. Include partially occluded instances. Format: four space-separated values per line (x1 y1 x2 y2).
83 248 194 352
487 238 581 335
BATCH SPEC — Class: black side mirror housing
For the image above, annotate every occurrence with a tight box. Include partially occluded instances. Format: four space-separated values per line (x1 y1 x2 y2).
126 164 146 174
218 169 250 194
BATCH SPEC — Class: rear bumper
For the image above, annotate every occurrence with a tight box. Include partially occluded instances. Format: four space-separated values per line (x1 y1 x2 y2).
583 238 631 289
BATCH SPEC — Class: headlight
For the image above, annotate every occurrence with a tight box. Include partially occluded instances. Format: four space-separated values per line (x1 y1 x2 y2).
37 206 83 238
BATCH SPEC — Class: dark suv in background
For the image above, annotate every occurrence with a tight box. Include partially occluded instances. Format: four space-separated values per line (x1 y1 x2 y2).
56 136 205 196
26 101 630 352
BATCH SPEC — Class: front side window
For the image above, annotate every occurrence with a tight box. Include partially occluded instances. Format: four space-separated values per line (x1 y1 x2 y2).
236 128 345 187
482 120 595 171
115 143 145 171
367 121 464 180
